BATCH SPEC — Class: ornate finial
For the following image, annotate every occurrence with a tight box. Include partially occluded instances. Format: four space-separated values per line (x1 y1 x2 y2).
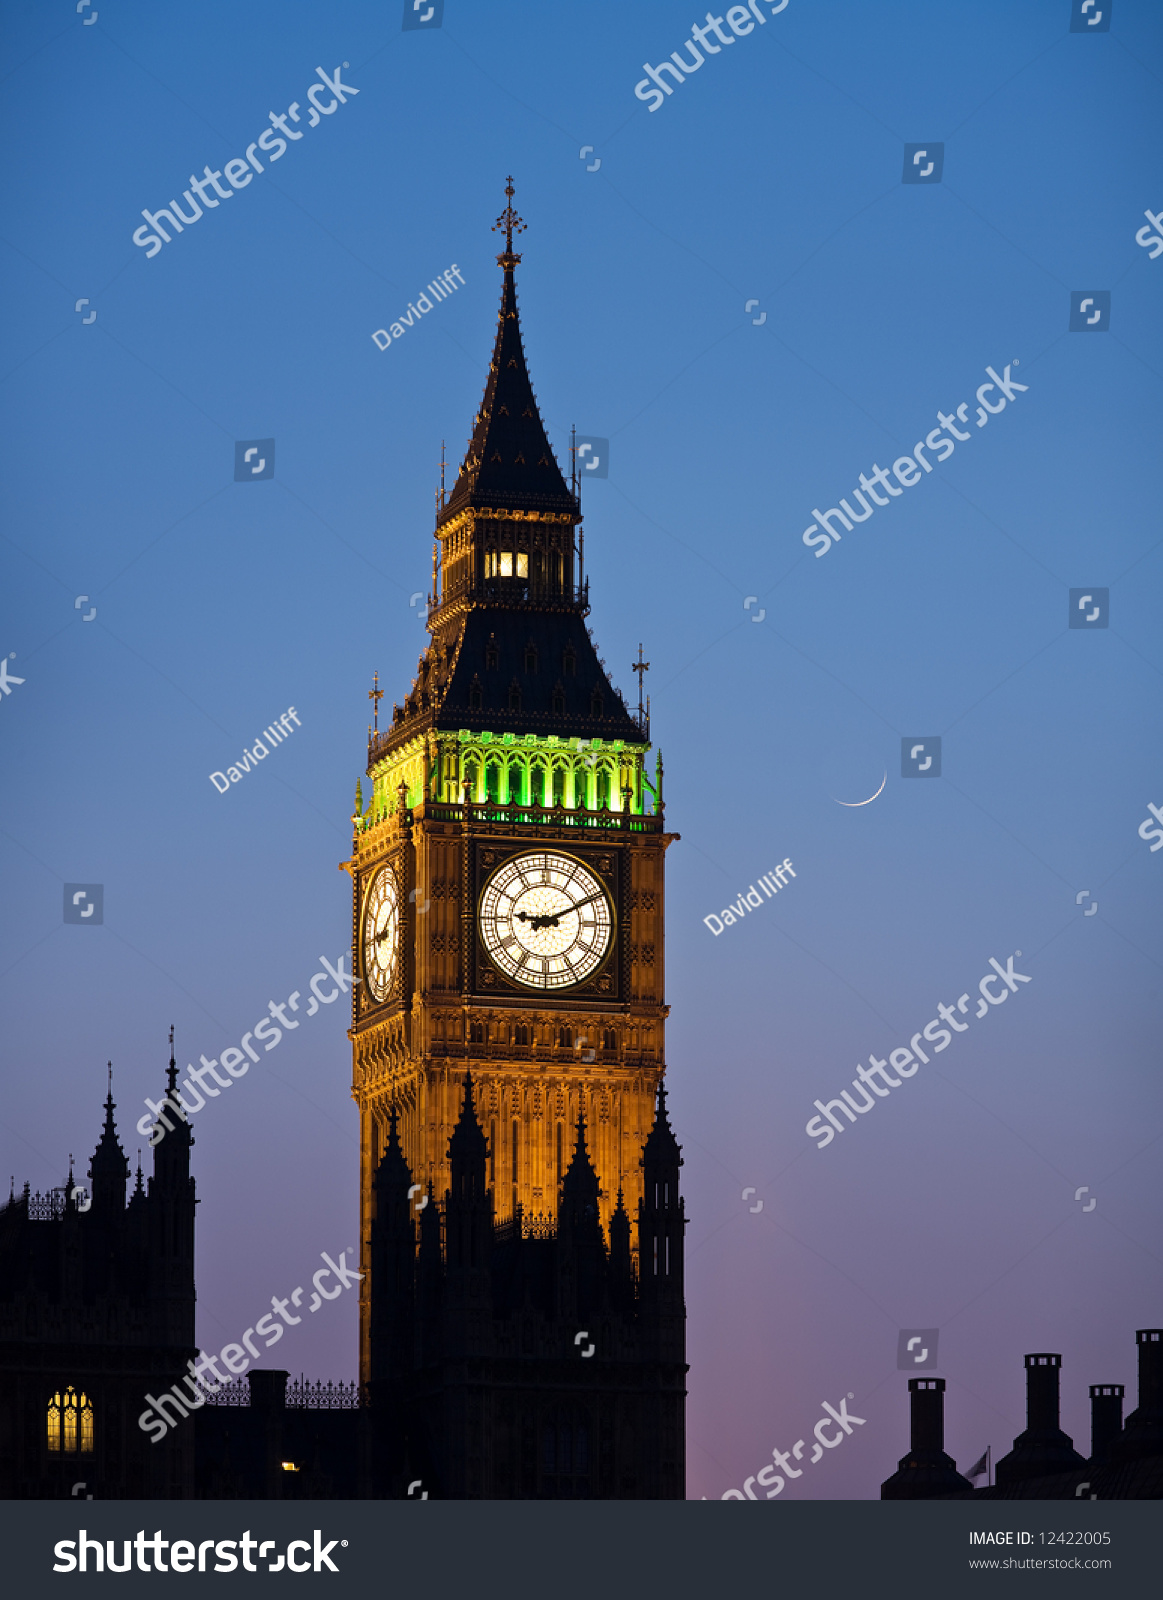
107 1060 113 1097
632 643 650 732
368 670 383 732
492 175 526 263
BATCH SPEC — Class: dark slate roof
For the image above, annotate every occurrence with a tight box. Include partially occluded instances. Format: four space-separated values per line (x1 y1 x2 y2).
375 608 642 762
437 259 578 524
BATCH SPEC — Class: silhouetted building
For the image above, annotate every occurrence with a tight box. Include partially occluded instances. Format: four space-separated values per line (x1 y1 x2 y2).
881 1331 1163 1499
0 1046 196 1499
362 1076 686 1498
194 1372 358 1499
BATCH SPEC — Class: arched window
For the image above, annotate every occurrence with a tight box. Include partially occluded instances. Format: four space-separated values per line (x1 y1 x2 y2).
485 639 499 671
557 1026 571 1048
47 1388 93 1454
469 679 482 712
552 686 565 717
513 1024 530 1047
563 647 576 677
469 1021 485 1045
602 1028 617 1052
590 689 604 718
524 645 538 673
508 681 522 712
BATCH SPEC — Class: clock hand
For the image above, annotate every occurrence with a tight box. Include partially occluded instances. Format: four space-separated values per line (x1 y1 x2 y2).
516 891 604 931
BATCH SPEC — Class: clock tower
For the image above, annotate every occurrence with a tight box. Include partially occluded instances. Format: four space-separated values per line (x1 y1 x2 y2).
344 184 685 1497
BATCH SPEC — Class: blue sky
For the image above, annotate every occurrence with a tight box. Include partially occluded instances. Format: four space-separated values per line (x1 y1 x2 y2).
1 0 1160 1499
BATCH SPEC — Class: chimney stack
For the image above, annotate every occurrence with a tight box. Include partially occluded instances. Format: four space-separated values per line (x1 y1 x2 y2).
1136 1329 1162 1414
1088 1384 1124 1465
1106 1329 1163 1467
1025 1352 1061 1432
909 1377 945 1453
994 1352 1086 1488
880 1377 973 1499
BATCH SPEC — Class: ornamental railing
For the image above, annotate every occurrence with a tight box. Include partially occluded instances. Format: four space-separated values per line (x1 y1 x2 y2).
411 802 662 833
202 1375 360 1410
494 1211 558 1245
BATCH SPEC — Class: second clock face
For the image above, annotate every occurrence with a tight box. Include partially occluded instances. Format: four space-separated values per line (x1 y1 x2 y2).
363 866 400 1002
479 851 613 990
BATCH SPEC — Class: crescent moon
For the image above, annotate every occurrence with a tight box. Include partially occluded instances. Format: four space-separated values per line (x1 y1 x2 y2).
833 770 887 807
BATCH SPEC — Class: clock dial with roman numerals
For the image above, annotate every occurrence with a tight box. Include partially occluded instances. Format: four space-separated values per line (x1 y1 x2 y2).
363 866 400 1002
479 851 613 990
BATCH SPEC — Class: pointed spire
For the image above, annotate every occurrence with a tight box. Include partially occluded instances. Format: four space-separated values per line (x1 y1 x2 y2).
642 1081 683 1168
561 1105 600 1200
166 1029 178 1096
374 1104 413 1193
439 181 577 525
448 1070 488 1161
88 1069 129 1209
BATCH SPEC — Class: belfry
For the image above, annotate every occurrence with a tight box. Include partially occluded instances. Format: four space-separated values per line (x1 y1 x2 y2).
344 181 687 1498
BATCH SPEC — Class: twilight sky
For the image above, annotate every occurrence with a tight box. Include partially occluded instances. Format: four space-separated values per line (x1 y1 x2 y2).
1 0 1160 1500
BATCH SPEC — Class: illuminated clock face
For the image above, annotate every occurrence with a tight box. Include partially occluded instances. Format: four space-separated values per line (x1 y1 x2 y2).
479 852 613 990
363 866 400 1002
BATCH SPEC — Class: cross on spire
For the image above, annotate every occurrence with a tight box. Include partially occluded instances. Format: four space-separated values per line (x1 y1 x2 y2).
493 176 526 262
368 670 384 732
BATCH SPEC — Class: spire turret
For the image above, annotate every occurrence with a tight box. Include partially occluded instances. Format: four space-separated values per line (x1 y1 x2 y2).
438 181 577 527
88 1066 129 1213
